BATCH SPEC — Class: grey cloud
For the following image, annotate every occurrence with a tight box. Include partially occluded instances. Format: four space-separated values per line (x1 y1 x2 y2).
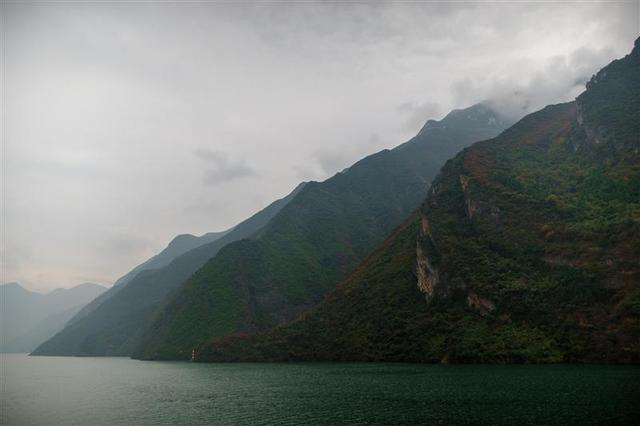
397 101 443 133
195 149 258 185
452 46 621 120
98 234 153 258
313 149 351 176
0 242 33 283
312 134 385 176
3 1 637 291
226 3 488 53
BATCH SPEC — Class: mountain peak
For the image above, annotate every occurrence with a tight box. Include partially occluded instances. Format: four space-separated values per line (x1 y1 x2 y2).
418 103 508 136
0 282 32 295
46 282 107 295
577 34 639 152
169 233 198 245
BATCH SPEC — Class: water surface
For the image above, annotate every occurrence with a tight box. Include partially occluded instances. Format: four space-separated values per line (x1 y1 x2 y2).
2 354 639 425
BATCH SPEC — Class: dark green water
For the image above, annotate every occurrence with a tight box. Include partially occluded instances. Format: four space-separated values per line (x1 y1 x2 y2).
2 354 639 425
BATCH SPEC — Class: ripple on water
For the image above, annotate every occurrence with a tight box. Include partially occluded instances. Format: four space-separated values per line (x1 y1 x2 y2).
2 356 639 425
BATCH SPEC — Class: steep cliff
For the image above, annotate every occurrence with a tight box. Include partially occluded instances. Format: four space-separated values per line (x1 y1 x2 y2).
195 38 640 364
133 104 509 360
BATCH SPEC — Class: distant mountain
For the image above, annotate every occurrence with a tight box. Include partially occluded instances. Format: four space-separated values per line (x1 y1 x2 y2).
195 38 640 364
0 282 106 353
114 231 232 288
417 104 510 135
67 230 231 327
31 183 306 356
132 103 511 360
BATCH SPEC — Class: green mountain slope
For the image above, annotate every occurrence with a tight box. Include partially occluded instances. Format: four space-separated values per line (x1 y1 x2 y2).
195 39 640 364
31 184 304 356
133 104 510 360
66 230 231 328
113 231 232 289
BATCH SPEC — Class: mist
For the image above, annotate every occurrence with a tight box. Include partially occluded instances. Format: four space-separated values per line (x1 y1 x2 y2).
2 1 637 291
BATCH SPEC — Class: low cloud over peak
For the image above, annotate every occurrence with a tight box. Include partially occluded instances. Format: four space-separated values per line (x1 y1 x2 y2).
451 46 620 121
3 1 637 290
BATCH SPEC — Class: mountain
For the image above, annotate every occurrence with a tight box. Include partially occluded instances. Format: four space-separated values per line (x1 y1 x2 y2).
31 183 305 356
0 282 106 353
132 104 511 360
66 230 231 327
195 39 640 364
114 231 231 288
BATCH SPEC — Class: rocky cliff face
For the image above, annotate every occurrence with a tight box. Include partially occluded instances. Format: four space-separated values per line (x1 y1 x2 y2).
132 103 511 361
193 39 640 364
406 38 639 356
415 213 439 298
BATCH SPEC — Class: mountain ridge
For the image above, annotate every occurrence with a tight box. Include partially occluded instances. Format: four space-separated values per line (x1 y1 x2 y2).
132 103 511 360
112 230 232 288
1 282 106 353
31 182 305 356
64 228 233 328
194 38 640 364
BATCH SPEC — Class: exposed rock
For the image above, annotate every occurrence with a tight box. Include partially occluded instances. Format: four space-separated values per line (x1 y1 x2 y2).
459 175 474 218
420 212 433 239
466 292 495 315
416 212 439 299
576 103 584 125
459 174 483 219
458 174 503 224
415 238 439 299
459 174 470 192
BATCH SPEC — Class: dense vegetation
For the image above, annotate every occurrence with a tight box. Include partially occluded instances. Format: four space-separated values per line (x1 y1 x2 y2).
196 39 639 364
31 184 304 356
133 104 508 360
64 230 231 329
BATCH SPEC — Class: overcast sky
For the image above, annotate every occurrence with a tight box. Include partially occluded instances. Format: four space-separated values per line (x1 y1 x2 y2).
2 1 638 292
